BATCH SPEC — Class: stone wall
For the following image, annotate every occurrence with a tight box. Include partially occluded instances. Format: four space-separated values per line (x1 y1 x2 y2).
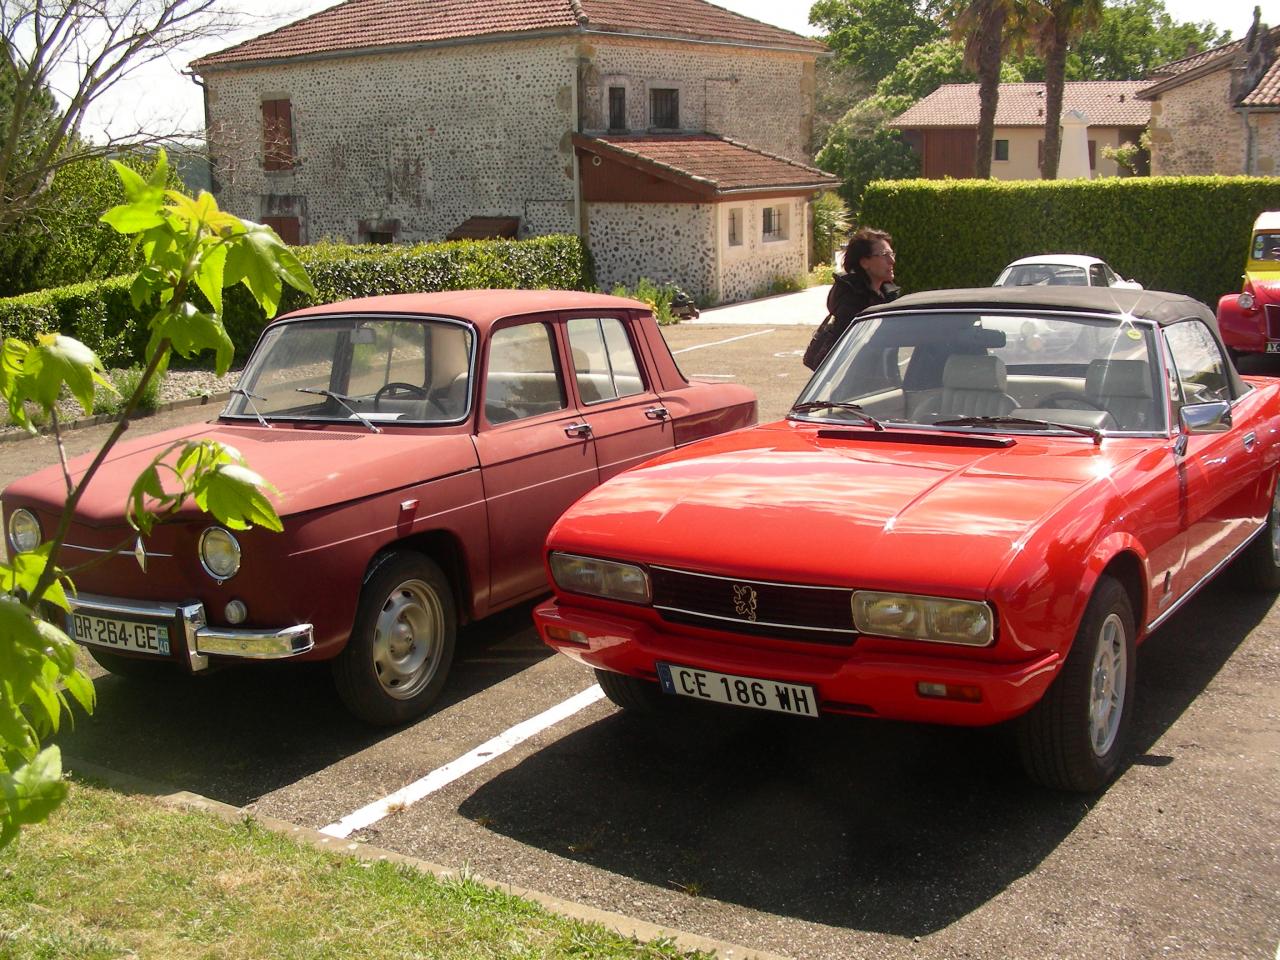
1147 70 1246 175
717 198 808 303
203 38 579 244
579 37 814 162
586 202 717 299
1251 113 1280 176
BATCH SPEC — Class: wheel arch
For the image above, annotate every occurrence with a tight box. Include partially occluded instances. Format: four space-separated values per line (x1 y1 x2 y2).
364 529 475 625
1097 549 1146 639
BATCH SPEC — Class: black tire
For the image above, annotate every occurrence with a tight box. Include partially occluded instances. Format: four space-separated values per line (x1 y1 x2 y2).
86 646 179 681
1238 473 1280 590
1017 575 1136 792
332 552 456 726
594 668 665 712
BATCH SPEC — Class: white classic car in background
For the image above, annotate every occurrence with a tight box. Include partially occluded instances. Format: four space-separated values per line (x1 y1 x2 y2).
994 254 1143 290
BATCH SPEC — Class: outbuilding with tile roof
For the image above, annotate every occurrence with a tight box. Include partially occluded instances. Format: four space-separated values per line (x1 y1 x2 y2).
888 81 1150 179
190 0 832 303
1136 9 1280 176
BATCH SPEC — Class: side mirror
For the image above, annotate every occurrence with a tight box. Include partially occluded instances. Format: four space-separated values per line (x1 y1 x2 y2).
1176 401 1232 455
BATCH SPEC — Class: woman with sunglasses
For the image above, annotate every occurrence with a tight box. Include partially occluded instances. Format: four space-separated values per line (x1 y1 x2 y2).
806 226 902 369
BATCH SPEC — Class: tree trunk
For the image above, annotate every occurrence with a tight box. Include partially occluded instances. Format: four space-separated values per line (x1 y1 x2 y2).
974 2 1007 179
1040 20 1069 179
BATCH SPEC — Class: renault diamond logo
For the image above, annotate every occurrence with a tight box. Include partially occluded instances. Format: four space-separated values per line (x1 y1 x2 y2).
732 584 758 622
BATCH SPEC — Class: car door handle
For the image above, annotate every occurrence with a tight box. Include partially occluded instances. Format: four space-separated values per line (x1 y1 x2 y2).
1244 431 1258 452
644 405 670 421
564 422 593 438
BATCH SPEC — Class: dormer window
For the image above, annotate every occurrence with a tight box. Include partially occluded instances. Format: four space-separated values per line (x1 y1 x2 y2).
650 88 679 129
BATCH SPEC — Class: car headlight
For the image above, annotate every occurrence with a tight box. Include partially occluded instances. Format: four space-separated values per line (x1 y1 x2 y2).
199 527 241 580
549 552 651 604
7 508 41 553
1239 291 1256 310
851 591 993 646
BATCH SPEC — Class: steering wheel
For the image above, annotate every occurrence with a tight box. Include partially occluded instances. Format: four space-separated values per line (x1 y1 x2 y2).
374 382 429 409
1039 392 1106 412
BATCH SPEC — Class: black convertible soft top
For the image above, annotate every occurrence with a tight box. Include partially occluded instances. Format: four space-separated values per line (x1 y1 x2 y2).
860 286 1247 398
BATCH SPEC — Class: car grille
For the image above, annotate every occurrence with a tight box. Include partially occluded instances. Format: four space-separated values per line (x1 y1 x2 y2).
649 566 857 645
1266 303 1280 340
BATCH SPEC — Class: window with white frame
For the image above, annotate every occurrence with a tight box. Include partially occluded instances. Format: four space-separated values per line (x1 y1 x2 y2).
762 204 787 242
727 207 743 247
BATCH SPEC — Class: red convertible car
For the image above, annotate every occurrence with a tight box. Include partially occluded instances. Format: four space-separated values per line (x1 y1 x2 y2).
2 290 755 725
1217 210 1280 359
537 287 1280 792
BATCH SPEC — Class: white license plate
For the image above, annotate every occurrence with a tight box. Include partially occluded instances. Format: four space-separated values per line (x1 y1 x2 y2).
67 611 171 656
657 662 818 717
1266 342 1280 354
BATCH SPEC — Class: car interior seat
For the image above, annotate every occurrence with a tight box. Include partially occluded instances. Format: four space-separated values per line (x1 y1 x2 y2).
910 354 1017 420
1085 359 1155 430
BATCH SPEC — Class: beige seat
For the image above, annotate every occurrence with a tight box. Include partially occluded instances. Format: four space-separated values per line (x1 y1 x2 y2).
1085 359 1155 430
911 354 1017 420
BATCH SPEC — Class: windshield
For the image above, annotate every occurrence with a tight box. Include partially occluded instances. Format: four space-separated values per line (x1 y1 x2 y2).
1251 232 1280 261
795 310 1165 436
997 263 1088 287
224 316 474 424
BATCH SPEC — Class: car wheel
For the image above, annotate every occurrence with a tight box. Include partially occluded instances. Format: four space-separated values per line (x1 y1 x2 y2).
1239 473 1280 590
1017 575 1135 792
86 646 179 680
594 668 664 712
333 552 456 726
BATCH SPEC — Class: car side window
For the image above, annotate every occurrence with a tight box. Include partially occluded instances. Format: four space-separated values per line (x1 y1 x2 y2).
1089 264 1108 286
485 322 566 423
1163 320 1232 405
566 316 646 404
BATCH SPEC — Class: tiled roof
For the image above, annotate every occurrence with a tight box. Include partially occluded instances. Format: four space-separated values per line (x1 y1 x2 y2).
576 134 839 193
889 82 1150 128
1138 24 1280 101
1239 58 1280 106
191 0 823 70
1146 24 1280 78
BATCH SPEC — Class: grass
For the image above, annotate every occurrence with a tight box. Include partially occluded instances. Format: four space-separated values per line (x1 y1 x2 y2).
92 366 165 417
0 782 714 960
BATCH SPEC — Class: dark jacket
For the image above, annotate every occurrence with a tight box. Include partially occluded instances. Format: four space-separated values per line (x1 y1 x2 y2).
827 270 901 328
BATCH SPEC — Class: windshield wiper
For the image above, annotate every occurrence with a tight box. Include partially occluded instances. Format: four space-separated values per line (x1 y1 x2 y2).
789 401 885 431
932 415 1102 445
296 387 381 433
230 388 271 429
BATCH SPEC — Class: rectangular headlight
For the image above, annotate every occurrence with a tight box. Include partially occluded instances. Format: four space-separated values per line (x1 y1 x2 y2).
549 553 652 604
851 591 994 647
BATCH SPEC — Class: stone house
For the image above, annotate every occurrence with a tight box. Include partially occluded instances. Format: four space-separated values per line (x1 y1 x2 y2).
188 0 837 304
1137 11 1280 176
889 82 1150 179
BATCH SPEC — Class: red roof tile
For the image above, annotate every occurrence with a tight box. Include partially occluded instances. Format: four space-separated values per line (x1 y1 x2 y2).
576 133 838 193
890 82 1150 128
192 0 823 70
1138 24 1280 100
1239 57 1280 107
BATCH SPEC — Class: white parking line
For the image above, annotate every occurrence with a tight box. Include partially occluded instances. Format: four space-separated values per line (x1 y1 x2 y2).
320 684 607 839
672 329 774 354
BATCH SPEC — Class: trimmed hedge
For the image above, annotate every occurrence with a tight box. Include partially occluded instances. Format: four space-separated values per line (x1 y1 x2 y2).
0 234 593 367
859 176 1280 308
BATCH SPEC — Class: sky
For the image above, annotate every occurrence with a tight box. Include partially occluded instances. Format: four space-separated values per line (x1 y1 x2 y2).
76 0 1272 142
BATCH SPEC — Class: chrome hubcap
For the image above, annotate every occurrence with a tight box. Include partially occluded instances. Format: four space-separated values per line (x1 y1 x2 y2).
1088 613 1127 756
371 578 442 700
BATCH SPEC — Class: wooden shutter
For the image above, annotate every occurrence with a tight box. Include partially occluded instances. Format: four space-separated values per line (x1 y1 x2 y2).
1088 139 1097 171
262 99 295 171
263 216 300 245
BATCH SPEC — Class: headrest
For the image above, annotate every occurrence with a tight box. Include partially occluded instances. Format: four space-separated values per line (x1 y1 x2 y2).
1086 359 1152 398
943 354 1007 391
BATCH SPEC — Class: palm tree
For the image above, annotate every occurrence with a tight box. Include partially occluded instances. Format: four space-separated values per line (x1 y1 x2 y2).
944 0 1017 179
1029 0 1104 179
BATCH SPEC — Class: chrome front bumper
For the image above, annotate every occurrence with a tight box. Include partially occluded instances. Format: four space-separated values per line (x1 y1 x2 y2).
67 592 315 672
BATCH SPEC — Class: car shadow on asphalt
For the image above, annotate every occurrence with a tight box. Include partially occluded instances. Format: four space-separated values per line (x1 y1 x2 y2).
52 600 553 808
458 580 1272 938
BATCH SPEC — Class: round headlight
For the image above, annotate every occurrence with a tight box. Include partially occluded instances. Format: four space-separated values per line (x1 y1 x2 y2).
1239 291 1256 310
7 508 41 553
199 527 241 580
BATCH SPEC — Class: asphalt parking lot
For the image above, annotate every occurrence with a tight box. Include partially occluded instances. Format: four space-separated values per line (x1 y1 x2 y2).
11 321 1280 960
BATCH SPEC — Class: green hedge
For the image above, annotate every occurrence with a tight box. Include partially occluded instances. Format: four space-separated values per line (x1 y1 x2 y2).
0 235 593 368
859 176 1280 308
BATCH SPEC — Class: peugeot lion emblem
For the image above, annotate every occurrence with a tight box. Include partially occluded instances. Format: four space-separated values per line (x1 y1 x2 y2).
732 584 758 622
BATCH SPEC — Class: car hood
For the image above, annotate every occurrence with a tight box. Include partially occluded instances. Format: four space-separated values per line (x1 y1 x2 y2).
550 422 1141 595
3 420 479 523
1244 265 1280 293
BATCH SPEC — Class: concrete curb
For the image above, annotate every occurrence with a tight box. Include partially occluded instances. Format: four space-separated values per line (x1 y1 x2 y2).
0 391 233 445
64 756 791 960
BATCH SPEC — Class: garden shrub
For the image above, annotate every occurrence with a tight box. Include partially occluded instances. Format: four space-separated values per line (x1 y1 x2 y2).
0 234 593 367
859 176 1280 307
